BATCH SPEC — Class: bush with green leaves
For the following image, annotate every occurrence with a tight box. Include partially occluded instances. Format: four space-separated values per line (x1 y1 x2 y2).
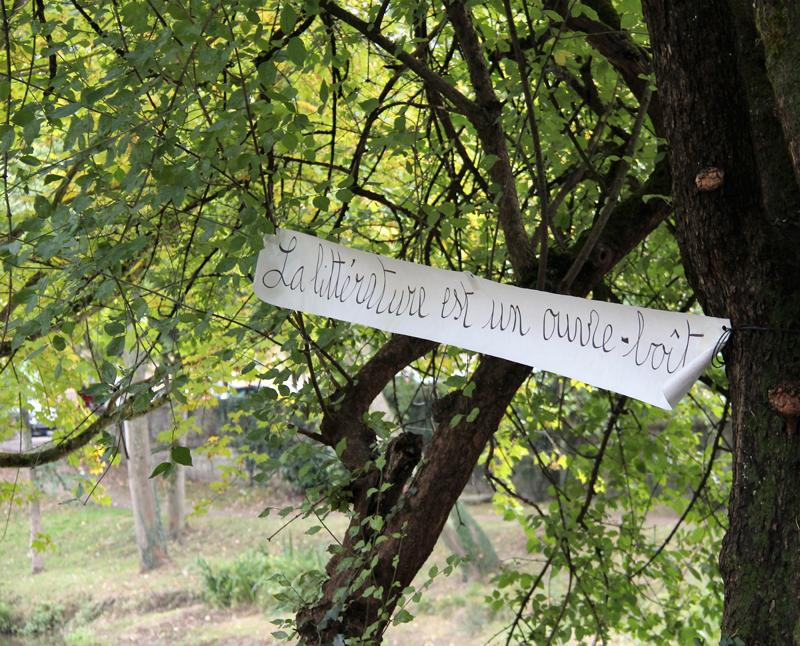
217 387 346 492
0 600 17 634
197 542 325 611
20 602 65 636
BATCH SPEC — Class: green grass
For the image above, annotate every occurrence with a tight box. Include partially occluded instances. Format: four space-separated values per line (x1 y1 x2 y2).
0 486 353 644
0 480 545 645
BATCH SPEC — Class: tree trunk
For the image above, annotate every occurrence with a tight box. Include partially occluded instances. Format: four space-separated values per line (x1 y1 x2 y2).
296 354 529 643
642 1 800 642
755 1 800 185
20 409 43 575
166 432 187 541
125 412 169 571
147 403 186 540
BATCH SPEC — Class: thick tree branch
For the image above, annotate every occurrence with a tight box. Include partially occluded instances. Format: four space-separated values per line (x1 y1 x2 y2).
543 0 663 133
551 156 671 296
318 334 436 473
0 383 167 468
446 0 537 283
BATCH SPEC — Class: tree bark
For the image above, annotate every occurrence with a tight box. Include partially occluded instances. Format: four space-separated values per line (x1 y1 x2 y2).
167 433 187 541
754 1 800 185
125 413 169 571
147 404 187 540
20 409 43 575
642 1 800 642
297 355 530 643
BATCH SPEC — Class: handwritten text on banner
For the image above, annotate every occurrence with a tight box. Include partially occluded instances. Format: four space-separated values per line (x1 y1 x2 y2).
253 230 729 409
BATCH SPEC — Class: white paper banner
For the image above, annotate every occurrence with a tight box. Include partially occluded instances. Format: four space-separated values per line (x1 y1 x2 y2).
253 230 729 409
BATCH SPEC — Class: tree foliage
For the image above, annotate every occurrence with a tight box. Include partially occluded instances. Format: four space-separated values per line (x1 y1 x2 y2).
0 0 772 643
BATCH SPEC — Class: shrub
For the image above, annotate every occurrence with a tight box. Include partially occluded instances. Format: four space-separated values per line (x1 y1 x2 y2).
21 602 64 636
198 543 324 611
0 600 17 634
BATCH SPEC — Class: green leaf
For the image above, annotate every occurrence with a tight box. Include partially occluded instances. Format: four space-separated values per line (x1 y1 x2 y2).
553 50 570 66
171 445 193 466
106 336 125 357
360 98 379 112
11 105 37 126
279 4 298 33
11 287 39 305
149 462 174 479
392 609 414 625
104 321 127 336
18 154 41 166
99 361 117 384
50 102 82 119
42 174 64 185
52 335 66 351
0 125 14 153
285 37 306 66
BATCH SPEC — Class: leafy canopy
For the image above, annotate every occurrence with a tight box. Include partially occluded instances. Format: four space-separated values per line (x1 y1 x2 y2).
0 0 729 643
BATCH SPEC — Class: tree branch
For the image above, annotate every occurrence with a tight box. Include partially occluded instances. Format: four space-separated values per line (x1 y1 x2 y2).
560 86 653 292
544 0 663 133
446 0 537 283
0 383 167 468
318 334 435 473
319 1 480 118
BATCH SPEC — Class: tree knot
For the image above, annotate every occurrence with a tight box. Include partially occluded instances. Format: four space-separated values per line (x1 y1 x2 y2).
695 166 725 192
768 381 800 436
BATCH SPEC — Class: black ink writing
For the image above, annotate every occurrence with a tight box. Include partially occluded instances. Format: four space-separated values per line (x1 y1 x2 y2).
622 311 704 373
308 244 428 318
541 308 615 352
262 236 304 292
440 282 474 328
482 300 531 336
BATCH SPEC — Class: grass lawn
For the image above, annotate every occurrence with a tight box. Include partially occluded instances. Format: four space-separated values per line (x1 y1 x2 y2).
0 469 514 645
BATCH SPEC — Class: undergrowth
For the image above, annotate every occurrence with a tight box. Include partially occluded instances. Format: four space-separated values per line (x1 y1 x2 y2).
197 541 325 611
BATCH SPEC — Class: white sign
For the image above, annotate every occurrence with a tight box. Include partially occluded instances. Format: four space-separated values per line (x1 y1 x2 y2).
253 229 729 409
